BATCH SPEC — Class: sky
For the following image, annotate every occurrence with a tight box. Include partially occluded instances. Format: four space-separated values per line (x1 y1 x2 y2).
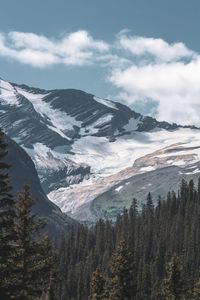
1 0 200 126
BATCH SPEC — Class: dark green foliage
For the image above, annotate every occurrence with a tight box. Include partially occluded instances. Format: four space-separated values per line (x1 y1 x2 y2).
14 184 54 299
161 255 185 300
190 278 200 300
89 267 105 300
54 179 200 299
0 129 16 298
105 239 136 299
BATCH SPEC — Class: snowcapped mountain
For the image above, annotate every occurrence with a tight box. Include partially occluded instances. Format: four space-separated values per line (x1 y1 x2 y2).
1 78 200 223
48 129 200 222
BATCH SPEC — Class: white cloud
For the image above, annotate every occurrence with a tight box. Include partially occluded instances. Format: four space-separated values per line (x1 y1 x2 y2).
1 29 200 126
110 59 200 126
0 30 109 67
109 33 200 126
117 34 195 62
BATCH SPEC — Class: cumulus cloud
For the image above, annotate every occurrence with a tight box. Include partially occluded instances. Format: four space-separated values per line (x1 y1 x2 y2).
1 29 200 126
0 30 109 67
110 60 200 126
117 33 195 62
109 33 200 126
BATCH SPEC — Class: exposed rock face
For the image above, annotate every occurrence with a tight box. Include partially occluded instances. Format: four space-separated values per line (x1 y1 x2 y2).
4 134 75 235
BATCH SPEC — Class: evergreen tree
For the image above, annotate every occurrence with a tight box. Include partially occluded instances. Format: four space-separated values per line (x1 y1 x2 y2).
0 129 16 298
190 278 200 300
146 192 154 217
14 184 53 299
89 267 105 300
106 239 136 300
161 255 185 300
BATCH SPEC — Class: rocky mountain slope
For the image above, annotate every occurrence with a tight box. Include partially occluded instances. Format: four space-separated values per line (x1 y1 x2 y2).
48 132 200 222
70 141 200 222
1 78 200 223
0 78 180 190
4 133 75 234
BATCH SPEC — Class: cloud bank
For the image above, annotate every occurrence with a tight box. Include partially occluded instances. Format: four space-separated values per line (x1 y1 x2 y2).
111 33 200 126
0 30 109 67
1 29 200 126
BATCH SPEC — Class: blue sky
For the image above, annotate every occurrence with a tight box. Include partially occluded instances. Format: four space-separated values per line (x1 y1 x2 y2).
1 0 200 126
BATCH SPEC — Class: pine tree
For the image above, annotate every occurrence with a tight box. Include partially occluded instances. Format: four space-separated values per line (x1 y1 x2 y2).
89 267 105 300
0 129 16 298
106 239 136 300
44 266 59 300
146 192 154 215
197 178 200 201
161 255 185 300
190 278 200 300
42 237 59 300
14 184 53 299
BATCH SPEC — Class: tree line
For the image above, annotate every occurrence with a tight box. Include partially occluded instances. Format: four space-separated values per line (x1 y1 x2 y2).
1 128 200 299
57 180 200 300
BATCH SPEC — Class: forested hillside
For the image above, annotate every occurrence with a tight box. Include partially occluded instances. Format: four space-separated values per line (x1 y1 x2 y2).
1 127 200 299
56 179 200 299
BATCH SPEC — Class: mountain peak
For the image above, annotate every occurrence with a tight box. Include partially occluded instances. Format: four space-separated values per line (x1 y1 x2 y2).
1 79 200 222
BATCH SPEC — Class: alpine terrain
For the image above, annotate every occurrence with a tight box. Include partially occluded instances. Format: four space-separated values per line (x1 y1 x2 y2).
1 78 200 222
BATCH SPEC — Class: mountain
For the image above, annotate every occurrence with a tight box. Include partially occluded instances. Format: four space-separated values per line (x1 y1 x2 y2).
4 133 75 234
49 136 200 223
71 144 200 223
1 78 200 223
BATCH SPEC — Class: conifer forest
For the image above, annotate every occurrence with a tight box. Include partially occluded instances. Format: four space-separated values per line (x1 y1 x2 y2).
1 124 200 300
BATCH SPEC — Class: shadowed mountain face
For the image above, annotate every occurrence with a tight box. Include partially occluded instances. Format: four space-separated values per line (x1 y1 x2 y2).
1 78 200 223
4 134 75 235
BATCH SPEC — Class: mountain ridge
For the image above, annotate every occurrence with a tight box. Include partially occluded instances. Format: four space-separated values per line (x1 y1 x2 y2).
1 78 200 222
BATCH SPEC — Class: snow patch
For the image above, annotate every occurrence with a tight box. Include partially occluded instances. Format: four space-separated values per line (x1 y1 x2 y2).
16 87 82 140
24 143 72 171
70 128 200 178
94 96 118 110
0 80 20 106
92 114 113 127
140 166 156 172
124 117 141 131
115 185 123 192
179 168 200 175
